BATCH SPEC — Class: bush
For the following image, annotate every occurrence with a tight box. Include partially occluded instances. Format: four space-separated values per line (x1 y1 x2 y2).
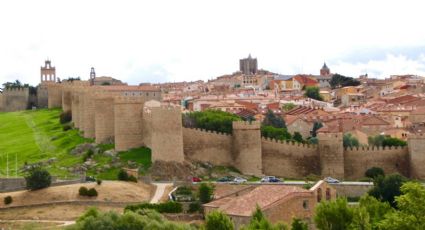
365 167 385 179
87 188 98 197
4 196 12 205
125 201 183 213
199 183 214 204
188 202 201 213
25 167 52 190
205 210 234 230
176 186 193 196
96 179 102 185
83 149 94 162
59 111 72 124
79 186 88 196
63 124 72 131
118 169 129 181
79 187 98 197
128 175 138 182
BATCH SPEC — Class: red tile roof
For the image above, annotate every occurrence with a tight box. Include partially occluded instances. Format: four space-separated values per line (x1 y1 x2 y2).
205 185 309 217
293 75 318 87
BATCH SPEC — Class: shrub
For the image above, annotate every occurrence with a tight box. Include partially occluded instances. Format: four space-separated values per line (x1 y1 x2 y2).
205 210 234 230
176 186 193 196
365 167 385 179
188 202 201 213
118 169 129 181
4 196 12 205
59 111 72 124
79 186 88 196
25 167 52 190
83 149 94 162
63 124 72 131
87 188 98 197
128 175 138 182
199 183 214 204
96 179 102 185
125 201 183 213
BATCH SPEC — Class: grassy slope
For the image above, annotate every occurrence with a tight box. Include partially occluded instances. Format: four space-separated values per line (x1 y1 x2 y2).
0 109 151 179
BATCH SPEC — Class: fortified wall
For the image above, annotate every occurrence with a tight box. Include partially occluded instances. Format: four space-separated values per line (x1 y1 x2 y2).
42 82 425 180
0 88 30 112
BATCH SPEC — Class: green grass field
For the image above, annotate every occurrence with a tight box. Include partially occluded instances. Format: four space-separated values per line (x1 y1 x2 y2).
0 109 151 179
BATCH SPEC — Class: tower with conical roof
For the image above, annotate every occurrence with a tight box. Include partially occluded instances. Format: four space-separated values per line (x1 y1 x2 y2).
320 62 330 76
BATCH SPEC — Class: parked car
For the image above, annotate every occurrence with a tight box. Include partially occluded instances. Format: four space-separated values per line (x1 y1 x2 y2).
192 177 202 182
233 177 247 183
217 176 234 182
324 177 340 184
260 176 282 183
85 176 96 182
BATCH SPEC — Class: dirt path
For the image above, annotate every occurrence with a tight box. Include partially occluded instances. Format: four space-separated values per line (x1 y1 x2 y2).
150 183 173 203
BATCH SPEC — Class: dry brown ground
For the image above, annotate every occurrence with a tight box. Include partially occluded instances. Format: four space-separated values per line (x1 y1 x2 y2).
0 204 124 221
0 181 153 208
159 184 174 202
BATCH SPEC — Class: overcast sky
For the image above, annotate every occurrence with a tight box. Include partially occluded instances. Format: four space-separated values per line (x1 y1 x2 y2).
1 0 424 86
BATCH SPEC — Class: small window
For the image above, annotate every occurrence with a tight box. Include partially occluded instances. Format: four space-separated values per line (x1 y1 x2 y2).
303 200 309 210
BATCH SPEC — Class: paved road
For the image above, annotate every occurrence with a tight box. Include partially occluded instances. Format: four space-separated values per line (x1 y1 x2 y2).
150 183 173 204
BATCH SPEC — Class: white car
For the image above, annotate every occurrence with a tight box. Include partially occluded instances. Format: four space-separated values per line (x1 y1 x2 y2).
324 177 340 184
233 177 247 183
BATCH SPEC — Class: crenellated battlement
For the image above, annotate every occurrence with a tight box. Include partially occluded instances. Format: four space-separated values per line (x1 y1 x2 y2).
183 127 231 137
261 137 317 149
232 120 261 130
344 145 407 152
3 87 29 94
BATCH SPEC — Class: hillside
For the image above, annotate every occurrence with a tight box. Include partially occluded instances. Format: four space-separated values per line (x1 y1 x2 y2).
0 109 151 179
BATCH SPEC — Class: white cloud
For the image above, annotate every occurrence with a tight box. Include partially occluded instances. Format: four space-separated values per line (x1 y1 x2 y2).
0 0 425 86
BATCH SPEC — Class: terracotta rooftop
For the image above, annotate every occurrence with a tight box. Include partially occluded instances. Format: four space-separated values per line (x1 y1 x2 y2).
205 185 309 217
293 75 318 87
387 95 420 105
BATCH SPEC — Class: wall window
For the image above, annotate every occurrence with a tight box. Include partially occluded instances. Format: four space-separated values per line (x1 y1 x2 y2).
317 188 322 202
303 200 309 210
326 188 331 200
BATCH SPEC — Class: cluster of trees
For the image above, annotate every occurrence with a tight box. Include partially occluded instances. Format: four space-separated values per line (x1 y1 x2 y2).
343 133 360 148
182 110 242 134
261 110 305 143
314 177 425 229
1 80 37 94
329 74 361 89
368 135 407 147
304 86 323 101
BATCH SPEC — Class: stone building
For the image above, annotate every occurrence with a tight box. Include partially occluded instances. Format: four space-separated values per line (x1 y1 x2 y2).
240 54 258 75
204 180 336 229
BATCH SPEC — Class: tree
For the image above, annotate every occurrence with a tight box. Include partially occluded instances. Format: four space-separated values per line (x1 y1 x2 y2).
282 103 296 112
291 218 308 230
378 182 425 230
182 110 242 134
330 74 360 89
349 207 372 230
343 133 360 148
358 196 393 229
304 86 323 101
263 110 286 128
293 132 304 143
205 210 234 230
311 122 323 137
314 198 354 230
368 135 406 148
199 183 214 204
368 174 407 208
25 167 52 190
365 167 385 179
261 125 292 141
241 206 288 230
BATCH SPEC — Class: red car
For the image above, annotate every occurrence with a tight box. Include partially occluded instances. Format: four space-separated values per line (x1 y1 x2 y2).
192 177 202 182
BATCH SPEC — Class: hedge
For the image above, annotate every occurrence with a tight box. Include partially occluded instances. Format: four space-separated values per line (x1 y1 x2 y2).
125 201 182 213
